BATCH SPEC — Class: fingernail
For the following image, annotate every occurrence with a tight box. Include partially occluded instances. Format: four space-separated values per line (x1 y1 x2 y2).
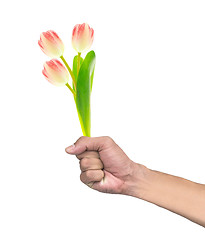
65 144 75 153
87 182 94 188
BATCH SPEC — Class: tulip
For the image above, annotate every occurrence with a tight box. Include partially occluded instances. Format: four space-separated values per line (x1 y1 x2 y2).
38 30 64 58
42 59 69 87
72 23 94 53
38 24 96 137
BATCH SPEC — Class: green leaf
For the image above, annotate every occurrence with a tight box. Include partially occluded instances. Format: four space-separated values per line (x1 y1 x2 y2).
72 55 83 91
91 65 95 92
76 50 96 137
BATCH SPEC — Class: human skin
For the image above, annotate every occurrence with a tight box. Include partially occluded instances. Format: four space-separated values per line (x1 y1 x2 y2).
65 136 205 228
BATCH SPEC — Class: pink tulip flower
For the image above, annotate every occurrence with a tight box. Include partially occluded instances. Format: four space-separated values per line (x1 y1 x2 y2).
38 30 64 58
72 23 94 53
42 59 69 86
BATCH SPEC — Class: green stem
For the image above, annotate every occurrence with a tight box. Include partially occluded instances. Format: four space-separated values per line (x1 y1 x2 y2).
66 83 76 97
75 102 87 136
77 52 81 76
60 56 77 91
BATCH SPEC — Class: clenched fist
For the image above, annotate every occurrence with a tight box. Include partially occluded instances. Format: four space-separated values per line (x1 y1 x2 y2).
65 136 205 227
65 136 146 196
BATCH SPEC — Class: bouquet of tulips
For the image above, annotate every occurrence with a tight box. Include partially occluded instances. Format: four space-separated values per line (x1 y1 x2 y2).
38 23 95 137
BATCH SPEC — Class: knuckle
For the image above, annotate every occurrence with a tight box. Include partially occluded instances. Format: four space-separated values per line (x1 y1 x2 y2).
80 170 103 183
80 173 84 182
78 136 86 142
103 136 114 145
80 171 93 183
85 170 92 179
80 157 89 169
77 136 90 144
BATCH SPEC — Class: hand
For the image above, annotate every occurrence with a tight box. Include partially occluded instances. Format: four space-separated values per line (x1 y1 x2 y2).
65 136 146 196
66 136 205 227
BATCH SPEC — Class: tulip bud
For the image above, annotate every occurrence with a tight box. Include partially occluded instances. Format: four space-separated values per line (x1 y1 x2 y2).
42 59 69 86
38 30 64 58
72 23 94 53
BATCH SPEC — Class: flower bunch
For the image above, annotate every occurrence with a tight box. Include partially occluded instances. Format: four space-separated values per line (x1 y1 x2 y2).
38 23 96 137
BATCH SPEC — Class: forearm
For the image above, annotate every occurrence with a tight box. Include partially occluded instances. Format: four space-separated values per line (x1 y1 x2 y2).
126 162 205 227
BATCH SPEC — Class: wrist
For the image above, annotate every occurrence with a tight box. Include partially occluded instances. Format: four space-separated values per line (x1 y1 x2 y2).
123 161 153 199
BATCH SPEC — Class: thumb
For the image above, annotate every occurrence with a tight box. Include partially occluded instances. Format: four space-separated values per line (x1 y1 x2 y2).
65 136 109 155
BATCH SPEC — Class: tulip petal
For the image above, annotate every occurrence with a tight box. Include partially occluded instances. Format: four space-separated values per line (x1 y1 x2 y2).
43 59 69 86
72 23 94 53
39 31 64 58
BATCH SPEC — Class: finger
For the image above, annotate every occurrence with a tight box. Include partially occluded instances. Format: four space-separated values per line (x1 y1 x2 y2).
76 151 99 160
80 170 104 184
87 182 95 188
80 157 103 172
65 136 114 155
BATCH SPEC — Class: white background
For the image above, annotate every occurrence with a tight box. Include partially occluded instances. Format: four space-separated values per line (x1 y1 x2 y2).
0 0 205 239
